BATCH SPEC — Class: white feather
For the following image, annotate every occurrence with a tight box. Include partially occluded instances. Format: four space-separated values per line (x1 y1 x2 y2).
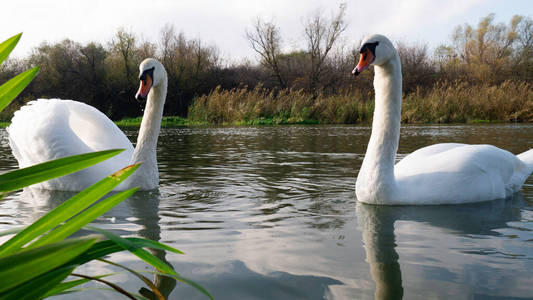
8 99 133 190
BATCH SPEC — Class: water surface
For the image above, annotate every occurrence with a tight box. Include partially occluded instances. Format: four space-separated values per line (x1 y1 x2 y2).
0 124 532 299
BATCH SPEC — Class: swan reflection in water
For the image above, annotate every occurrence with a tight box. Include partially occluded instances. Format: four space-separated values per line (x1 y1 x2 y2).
356 194 527 300
18 188 176 299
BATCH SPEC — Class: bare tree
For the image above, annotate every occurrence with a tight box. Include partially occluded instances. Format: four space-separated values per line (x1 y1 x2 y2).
110 27 137 82
304 3 347 95
159 24 177 69
514 15 533 80
245 18 286 88
137 40 157 60
396 41 435 92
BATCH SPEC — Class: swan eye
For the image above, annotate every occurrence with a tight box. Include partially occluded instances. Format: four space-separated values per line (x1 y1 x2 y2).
359 41 379 57
139 67 155 82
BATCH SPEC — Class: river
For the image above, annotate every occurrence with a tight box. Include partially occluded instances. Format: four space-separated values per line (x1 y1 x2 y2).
0 124 532 299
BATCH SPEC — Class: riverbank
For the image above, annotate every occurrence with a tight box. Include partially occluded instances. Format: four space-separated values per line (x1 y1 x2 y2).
187 81 533 125
114 116 208 127
0 80 530 128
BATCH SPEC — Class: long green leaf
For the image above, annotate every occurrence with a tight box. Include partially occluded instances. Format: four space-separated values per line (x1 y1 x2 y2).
42 273 115 298
0 33 21 67
85 226 176 275
125 237 184 255
0 149 125 192
100 258 165 300
79 234 212 299
74 237 183 265
145 271 214 300
0 227 23 237
0 237 97 293
71 273 137 300
32 187 139 247
0 265 75 300
0 66 39 112
0 164 139 256
62 237 213 298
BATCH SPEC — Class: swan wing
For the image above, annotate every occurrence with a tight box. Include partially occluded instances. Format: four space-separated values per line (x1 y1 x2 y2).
394 143 524 204
8 99 134 190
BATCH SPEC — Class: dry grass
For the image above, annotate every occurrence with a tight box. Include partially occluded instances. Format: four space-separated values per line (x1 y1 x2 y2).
402 81 533 123
188 81 533 124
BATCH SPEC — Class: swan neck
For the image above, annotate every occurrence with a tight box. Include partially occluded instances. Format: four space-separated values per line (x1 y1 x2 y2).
357 54 402 201
132 76 167 168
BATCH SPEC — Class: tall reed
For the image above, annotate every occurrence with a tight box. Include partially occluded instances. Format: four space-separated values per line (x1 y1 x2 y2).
188 81 533 124
402 81 533 123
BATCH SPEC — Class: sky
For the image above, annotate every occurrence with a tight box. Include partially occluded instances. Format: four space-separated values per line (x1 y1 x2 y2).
3 0 532 63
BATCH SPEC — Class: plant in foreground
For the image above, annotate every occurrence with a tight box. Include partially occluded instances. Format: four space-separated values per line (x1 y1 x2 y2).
0 33 211 299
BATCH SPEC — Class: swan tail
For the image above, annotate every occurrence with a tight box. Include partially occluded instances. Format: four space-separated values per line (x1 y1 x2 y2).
518 149 533 167
509 149 533 194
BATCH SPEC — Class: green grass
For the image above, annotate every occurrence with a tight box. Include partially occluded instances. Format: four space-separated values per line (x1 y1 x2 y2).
115 116 208 127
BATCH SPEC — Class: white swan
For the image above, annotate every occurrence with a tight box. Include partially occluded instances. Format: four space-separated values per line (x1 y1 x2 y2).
7 58 168 191
353 34 533 205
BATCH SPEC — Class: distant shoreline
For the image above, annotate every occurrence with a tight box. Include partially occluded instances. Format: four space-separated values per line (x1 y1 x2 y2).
0 116 530 130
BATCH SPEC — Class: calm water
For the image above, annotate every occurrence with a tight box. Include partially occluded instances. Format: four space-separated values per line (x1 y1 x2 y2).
0 124 532 299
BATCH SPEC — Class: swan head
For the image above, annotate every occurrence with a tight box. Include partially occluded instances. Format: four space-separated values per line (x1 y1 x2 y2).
135 58 167 101
352 34 397 76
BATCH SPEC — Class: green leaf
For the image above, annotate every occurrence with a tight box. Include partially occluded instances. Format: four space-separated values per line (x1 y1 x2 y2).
32 187 139 247
70 273 137 300
85 226 175 275
0 149 125 193
100 258 165 300
144 271 214 300
0 33 21 67
0 265 75 300
125 237 184 255
42 273 115 298
0 227 23 237
0 164 139 256
0 237 97 293
62 237 211 298
74 237 183 265
0 66 39 112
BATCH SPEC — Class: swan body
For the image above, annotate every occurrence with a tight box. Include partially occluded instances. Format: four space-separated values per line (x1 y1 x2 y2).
8 58 168 191
353 34 533 205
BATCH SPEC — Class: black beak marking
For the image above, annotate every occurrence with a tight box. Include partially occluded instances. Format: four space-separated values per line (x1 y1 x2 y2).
139 66 155 81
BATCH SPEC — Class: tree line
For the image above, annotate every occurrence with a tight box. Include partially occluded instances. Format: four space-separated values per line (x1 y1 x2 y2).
0 8 531 122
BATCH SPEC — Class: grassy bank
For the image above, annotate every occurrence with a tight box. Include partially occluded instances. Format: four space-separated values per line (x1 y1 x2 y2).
188 81 533 125
188 85 375 125
0 81 530 128
114 116 207 127
402 81 533 123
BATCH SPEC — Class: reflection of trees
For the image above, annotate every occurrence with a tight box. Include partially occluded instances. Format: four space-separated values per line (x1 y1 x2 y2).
18 188 176 299
356 194 526 300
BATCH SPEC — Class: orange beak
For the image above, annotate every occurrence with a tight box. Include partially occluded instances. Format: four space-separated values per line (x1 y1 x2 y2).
352 48 374 76
135 75 153 100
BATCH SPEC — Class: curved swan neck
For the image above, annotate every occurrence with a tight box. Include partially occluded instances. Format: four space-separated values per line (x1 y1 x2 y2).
130 74 167 188
370 56 402 170
357 53 402 202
